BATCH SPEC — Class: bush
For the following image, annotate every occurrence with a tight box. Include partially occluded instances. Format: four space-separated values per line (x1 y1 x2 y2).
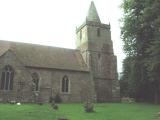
53 104 58 110
49 96 54 103
54 94 62 103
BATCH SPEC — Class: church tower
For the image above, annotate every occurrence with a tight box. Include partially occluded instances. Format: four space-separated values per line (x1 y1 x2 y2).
76 1 120 102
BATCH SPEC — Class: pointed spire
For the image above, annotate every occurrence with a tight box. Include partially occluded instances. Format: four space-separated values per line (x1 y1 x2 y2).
86 1 101 23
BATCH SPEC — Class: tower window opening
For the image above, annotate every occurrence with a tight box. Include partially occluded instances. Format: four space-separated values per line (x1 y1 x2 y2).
97 28 100 37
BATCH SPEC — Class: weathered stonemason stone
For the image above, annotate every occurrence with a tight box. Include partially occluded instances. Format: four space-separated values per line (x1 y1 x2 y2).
0 1 120 103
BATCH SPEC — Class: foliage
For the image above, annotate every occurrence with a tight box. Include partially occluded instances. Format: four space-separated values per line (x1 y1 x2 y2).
121 0 160 103
53 93 62 103
49 96 54 103
120 57 133 97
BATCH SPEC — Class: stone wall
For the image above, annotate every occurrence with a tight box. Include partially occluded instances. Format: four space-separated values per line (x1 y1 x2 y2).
0 50 95 103
27 67 95 103
0 50 33 103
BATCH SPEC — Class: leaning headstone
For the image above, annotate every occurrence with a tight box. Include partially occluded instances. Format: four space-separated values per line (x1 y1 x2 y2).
84 101 94 112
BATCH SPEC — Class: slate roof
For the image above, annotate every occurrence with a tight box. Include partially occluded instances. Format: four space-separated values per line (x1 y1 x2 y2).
0 40 89 72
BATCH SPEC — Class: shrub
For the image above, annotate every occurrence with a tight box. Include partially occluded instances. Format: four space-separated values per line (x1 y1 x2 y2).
53 104 58 110
54 94 62 103
49 96 54 103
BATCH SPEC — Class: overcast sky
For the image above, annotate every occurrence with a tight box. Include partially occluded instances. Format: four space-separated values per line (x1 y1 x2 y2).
0 0 125 72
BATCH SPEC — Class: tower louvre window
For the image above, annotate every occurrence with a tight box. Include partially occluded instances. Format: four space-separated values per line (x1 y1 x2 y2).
97 28 100 37
1 65 14 90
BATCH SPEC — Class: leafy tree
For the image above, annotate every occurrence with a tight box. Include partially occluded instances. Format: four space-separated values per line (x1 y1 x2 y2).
145 1 160 103
121 0 160 103
120 57 132 97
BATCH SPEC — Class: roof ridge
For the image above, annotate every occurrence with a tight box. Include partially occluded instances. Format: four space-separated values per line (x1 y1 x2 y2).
0 40 76 51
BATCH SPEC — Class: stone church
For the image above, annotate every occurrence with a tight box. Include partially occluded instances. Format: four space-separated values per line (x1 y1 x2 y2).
0 1 120 103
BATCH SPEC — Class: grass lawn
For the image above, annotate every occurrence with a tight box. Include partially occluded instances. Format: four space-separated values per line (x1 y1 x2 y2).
0 103 159 120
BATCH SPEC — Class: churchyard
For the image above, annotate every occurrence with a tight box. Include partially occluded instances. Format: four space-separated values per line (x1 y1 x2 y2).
0 103 159 120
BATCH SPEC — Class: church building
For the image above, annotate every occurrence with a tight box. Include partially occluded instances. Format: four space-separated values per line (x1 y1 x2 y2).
0 1 120 103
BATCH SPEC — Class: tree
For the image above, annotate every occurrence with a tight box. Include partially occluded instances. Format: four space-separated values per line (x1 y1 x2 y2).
120 57 133 97
145 1 160 103
121 0 160 103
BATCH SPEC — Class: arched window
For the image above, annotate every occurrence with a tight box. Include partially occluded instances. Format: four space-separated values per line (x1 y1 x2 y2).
1 65 14 90
61 75 69 93
32 73 39 91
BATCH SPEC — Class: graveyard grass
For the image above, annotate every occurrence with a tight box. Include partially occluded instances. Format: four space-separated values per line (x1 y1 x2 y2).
0 103 159 120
